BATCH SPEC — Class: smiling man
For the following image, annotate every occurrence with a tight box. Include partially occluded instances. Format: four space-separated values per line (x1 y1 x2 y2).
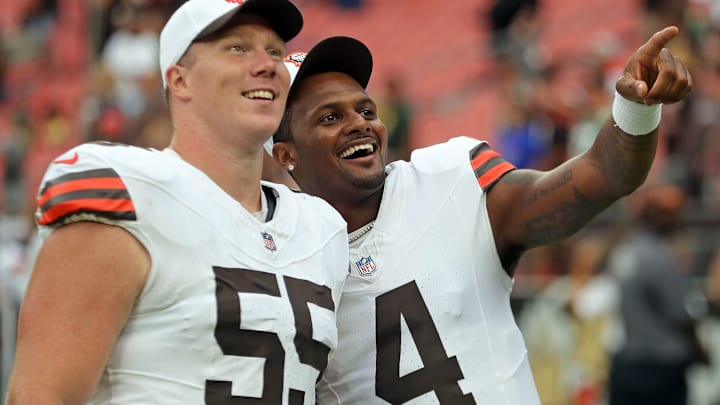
7 1 349 404
271 30 692 404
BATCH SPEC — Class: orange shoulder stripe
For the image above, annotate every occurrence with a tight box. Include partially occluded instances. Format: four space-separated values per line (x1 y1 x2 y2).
470 149 501 171
37 198 136 226
36 168 137 226
477 161 516 189
37 177 128 207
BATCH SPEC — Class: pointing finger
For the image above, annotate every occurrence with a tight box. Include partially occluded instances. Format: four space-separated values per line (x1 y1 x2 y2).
638 26 679 57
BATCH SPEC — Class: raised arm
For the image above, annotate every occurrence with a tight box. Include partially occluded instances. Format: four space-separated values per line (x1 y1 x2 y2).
488 26 692 272
6 222 149 405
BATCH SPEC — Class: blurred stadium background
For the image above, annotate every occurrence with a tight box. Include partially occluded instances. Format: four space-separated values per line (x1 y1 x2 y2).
1 0 719 404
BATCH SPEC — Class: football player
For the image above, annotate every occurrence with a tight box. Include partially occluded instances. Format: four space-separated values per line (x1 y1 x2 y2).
271 27 692 404
7 1 348 404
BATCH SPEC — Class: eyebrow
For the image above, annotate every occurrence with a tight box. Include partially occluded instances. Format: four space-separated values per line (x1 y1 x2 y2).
214 31 285 49
312 96 376 114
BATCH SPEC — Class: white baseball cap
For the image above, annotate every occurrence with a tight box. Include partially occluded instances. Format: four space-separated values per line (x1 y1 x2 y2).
159 0 303 88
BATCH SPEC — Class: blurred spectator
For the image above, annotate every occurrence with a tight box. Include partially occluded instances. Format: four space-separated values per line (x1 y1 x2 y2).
513 243 567 299
661 27 720 208
643 0 688 37
519 233 619 405
100 0 162 122
41 108 72 148
377 74 413 162
1 113 31 215
0 208 36 402
1 15 47 76
563 35 621 159
80 62 128 143
2 1 54 70
606 183 709 405
81 1 173 147
527 63 577 170
495 79 552 169
486 0 545 78
688 248 720 405
132 109 172 149
684 0 716 50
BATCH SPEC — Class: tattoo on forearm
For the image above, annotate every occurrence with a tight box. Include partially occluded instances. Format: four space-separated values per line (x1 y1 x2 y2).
519 169 573 209
524 187 606 245
598 126 655 189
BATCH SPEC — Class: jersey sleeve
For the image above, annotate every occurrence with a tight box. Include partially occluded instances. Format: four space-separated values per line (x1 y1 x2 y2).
407 136 516 193
468 141 516 191
35 144 138 227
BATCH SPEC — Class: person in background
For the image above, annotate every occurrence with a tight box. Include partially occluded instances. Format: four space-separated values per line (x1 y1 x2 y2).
6 1 348 404
689 248 720 405
607 183 709 405
271 25 691 404
376 74 412 162
519 233 619 405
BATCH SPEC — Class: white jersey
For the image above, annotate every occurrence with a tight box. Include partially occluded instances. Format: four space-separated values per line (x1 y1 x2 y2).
35 142 349 405
317 137 540 404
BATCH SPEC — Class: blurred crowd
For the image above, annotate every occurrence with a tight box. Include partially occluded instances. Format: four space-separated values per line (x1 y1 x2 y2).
486 0 720 403
488 0 720 207
1 0 719 403
0 1 177 399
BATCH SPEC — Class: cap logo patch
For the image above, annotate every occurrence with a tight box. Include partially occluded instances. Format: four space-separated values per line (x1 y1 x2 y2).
225 0 247 4
285 52 306 67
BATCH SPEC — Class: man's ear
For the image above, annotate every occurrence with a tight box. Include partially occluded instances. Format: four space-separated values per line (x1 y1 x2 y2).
262 147 298 188
272 141 296 170
166 64 192 102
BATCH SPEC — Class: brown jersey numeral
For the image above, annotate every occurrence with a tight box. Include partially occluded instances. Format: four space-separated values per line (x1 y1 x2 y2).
376 281 476 404
206 267 334 404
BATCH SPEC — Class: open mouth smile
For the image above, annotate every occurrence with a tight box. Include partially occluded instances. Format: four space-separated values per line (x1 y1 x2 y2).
338 143 377 159
242 90 275 101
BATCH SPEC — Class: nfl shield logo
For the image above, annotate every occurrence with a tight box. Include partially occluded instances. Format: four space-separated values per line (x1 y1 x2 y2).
355 256 377 276
262 232 276 252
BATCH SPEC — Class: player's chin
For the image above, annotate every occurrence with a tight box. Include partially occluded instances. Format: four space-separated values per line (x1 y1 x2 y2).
340 159 384 186
348 167 385 190
337 158 381 181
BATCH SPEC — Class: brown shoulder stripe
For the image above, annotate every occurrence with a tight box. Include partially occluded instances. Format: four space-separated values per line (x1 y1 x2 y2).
469 143 516 190
36 168 137 226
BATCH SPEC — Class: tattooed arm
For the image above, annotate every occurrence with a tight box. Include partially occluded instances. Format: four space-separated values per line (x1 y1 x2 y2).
487 26 692 273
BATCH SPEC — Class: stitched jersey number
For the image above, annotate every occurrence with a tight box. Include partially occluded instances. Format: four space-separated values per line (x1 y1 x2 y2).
205 267 334 404
376 281 476 404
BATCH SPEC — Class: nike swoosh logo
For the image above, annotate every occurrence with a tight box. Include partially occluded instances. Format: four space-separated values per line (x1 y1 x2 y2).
53 152 79 165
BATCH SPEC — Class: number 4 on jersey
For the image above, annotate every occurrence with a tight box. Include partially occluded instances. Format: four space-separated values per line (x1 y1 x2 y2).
376 281 476 404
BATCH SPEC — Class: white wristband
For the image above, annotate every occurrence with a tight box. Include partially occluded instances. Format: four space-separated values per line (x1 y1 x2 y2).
611 92 662 136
